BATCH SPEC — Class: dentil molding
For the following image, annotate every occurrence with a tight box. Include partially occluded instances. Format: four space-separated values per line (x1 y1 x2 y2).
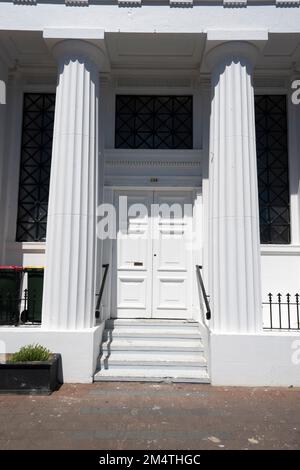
169 0 193 6
105 159 201 167
223 0 247 6
65 0 89 5
118 0 142 5
276 0 299 5
13 0 36 4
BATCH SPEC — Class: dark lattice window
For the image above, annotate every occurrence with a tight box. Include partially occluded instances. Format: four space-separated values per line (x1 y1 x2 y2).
255 95 290 244
115 95 193 149
16 93 55 242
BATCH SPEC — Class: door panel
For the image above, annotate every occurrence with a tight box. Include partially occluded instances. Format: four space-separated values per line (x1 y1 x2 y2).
112 191 152 318
152 192 193 319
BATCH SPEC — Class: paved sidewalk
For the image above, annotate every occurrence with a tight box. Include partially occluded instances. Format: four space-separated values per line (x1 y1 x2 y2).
0 383 299 450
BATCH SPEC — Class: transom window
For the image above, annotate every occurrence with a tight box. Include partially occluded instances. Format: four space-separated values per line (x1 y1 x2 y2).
115 95 193 149
16 93 55 242
255 95 290 244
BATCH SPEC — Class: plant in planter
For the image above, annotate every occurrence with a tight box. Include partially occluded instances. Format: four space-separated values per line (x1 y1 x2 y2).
0 343 61 395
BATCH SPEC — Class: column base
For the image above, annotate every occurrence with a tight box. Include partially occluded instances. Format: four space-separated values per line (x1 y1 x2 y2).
210 332 300 387
0 324 104 383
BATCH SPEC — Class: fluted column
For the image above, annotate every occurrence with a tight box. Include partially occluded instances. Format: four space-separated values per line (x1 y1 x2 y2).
207 42 262 333
42 40 100 330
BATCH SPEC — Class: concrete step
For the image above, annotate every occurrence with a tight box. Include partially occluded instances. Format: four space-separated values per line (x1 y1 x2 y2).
100 357 207 368
103 329 201 340
106 319 199 328
105 320 200 335
100 350 206 363
95 319 209 384
94 367 210 383
101 337 204 351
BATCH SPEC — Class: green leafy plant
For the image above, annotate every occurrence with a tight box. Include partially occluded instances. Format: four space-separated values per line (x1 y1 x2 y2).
9 344 51 363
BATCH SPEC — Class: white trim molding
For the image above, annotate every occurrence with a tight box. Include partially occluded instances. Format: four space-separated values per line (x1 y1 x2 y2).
6 242 46 253
261 245 300 256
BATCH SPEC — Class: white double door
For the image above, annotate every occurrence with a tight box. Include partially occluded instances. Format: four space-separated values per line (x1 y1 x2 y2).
112 190 193 319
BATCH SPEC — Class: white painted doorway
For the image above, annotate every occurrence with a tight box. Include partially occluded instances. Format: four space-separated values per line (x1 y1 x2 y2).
111 189 193 319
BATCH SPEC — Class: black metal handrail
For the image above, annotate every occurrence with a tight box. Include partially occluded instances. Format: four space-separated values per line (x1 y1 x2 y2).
263 293 300 331
95 264 109 320
196 265 211 321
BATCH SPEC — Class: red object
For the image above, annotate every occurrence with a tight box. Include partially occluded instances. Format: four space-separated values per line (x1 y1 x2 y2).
0 266 23 271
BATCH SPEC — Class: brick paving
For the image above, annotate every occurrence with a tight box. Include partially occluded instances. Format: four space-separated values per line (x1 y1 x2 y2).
0 383 299 450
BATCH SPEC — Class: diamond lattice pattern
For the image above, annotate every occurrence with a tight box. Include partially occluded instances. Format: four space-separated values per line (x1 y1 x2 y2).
255 95 290 244
16 93 55 242
115 95 193 149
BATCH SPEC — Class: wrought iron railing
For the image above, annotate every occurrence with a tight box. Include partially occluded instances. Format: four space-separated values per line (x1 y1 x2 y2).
0 267 44 325
196 265 211 321
0 289 42 325
95 264 109 321
263 293 300 331
0 291 20 325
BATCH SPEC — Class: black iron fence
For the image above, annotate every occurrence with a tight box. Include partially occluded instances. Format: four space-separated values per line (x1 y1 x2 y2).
263 293 300 331
0 268 44 325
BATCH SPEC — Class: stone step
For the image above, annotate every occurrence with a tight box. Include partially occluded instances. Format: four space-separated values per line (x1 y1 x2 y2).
95 319 209 384
100 350 206 363
103 328 201 340
101 357 207 368
94 367 210 383
106 319 199 328
101 337 204 351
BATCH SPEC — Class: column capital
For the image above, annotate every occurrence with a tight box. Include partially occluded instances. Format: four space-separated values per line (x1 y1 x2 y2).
43 29 110 72
205 41 260 73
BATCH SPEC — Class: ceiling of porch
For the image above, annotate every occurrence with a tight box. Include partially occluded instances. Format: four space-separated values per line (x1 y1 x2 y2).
1 30 300 76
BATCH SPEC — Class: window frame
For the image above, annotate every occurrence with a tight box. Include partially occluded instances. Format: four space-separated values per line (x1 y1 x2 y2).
15 92 56 243
255 93 292 245
114 94 194 150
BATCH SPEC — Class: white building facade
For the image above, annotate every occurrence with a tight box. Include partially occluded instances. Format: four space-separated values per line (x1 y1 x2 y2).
0 1 300 385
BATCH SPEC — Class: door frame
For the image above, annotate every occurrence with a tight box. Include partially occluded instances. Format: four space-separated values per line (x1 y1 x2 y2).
104 186 203 322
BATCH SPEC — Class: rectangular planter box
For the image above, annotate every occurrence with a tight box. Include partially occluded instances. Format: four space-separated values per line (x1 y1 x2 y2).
0 354 61 395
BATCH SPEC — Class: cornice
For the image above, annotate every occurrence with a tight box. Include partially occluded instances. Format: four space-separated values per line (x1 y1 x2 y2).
8 0 300 6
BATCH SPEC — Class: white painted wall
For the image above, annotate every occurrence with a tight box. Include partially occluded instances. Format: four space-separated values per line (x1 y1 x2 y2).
0 325 104 383
211 332 300 386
